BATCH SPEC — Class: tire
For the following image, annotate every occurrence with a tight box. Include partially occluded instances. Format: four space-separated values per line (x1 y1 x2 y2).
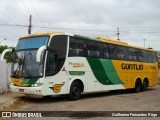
141 79 149 91
134 80 142 93
68 82 82 100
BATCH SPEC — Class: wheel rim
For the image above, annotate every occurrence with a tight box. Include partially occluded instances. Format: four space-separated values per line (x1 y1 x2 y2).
136 81 141 91
72 86 80 97
143 80 148 90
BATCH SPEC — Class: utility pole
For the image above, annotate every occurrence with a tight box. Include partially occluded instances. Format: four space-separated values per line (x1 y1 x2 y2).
143 39 146 48
117 27 120 40
28 15 32 34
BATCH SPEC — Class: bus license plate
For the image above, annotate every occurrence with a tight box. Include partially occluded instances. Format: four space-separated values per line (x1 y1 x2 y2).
19 89 24 92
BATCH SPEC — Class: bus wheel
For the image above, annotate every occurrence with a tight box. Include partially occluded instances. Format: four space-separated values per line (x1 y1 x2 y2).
141 79 149 91
134 79 142 93
68 82 82 100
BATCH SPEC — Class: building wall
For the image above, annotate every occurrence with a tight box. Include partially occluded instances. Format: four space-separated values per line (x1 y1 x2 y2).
0 54 7 93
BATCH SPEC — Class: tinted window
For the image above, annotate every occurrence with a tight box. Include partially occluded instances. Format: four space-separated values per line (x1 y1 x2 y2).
128 48 137 61
69 37 86 57
152 52 157 63
108 44 116 59
116 46 128 60
46 35 67 75
137 50 146 62
87 41 102 58
146 51 157 63
46 52 58 75
147 51 153 62
103 43 109 59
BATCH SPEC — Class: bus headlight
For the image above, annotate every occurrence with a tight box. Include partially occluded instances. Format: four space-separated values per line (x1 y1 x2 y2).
31 83 43 87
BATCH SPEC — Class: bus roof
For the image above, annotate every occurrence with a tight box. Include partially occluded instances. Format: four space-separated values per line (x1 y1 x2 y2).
20 32 66 39
95 36 155 52
20 32 155 52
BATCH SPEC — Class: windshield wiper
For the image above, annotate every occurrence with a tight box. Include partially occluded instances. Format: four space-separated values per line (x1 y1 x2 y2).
23 65 32 78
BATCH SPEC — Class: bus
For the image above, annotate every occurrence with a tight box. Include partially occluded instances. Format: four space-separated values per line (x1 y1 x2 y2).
1 32 158 100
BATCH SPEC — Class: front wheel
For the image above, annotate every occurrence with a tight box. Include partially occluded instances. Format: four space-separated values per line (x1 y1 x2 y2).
67 82 82 100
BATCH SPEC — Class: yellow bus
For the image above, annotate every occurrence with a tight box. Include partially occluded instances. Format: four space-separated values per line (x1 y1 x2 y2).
1 32 158 100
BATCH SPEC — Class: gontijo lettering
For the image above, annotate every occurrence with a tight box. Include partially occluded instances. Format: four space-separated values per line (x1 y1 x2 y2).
121 63 143 70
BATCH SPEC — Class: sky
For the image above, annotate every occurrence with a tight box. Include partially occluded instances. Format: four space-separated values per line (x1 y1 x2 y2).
0 0 160 50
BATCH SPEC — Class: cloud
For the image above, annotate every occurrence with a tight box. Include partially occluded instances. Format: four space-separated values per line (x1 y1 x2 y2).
0 0 160 49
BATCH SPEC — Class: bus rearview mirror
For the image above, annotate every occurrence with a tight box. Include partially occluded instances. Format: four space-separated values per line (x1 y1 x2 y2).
36 46 47 62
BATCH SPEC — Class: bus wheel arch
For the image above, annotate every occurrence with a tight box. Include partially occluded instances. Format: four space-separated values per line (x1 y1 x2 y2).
134 78 142 93
141 78 149 91
68 79 84 100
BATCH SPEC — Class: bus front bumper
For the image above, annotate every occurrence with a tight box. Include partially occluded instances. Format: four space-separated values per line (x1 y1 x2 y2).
10 83 43 96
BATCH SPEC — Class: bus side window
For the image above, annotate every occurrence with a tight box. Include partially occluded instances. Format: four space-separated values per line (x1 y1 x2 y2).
108 44 116 59
152 52 157 63
103 43 109 59
116 46 128 60
87 41 102 58
46 52 58 76
128 48 137 61
147 51 153 63
47 35 67 75
69 37 86 57
137 50 146 62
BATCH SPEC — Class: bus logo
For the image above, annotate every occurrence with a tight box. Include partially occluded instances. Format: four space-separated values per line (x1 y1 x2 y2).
52 84 64 93
69 62 85 68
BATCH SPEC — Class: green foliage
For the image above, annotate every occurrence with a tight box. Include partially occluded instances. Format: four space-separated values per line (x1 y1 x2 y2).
0 45 15 63
0 45 8 53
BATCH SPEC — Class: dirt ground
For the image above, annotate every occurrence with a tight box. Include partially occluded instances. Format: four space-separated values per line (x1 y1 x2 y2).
0 83 160 120
0 78 160 120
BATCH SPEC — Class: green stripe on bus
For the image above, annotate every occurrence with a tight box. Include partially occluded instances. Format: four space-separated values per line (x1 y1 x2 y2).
100 59 124 84
87 58 113 85
87 58 123 85
22 78 39 85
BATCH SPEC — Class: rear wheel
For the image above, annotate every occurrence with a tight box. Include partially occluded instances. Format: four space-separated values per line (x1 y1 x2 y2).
134 79 142 93
68 82 82 100
141 79 149 91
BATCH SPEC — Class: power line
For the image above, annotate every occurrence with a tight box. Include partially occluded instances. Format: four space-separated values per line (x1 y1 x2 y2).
0 23 28 27
29 0 43 24
20 0 40 29
13 0 28 21
0 15 24 35
1 23 160 34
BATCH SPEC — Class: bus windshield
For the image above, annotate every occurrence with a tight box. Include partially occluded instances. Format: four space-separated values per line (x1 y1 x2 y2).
16 36 49 50
11 36 49 78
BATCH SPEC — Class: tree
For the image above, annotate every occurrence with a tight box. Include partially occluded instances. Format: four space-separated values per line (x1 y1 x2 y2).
0 45 15 63
0 45 8 53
